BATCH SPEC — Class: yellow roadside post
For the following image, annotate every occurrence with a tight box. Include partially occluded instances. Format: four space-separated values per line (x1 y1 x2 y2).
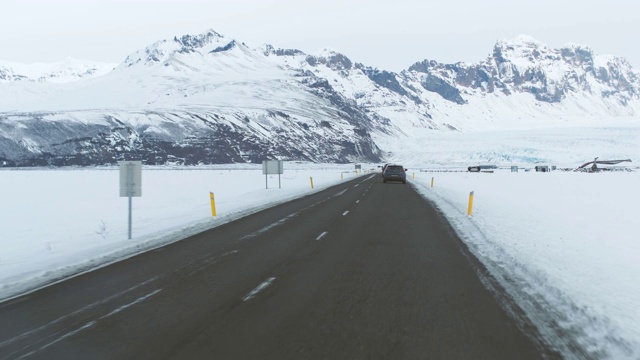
341 173 343 180
412 173 415 180
310 177 314 189
431 177 434 188
210 192 217 217
467 191 474 217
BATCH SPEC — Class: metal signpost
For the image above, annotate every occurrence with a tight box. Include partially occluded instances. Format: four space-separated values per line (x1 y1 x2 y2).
262 160 284 189
119 161 142 239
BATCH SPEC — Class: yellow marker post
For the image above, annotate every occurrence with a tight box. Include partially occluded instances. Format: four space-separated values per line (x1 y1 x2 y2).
310 177 314 189
467 191 474 217
431 177 434 188
412 173 415 180
341 173 344 180
210 192 217 217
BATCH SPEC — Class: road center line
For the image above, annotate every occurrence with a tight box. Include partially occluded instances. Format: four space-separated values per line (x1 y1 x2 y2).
99 289 163 320
316 231 328 241
242 277 276 301
334 189 348 197
240 213 298 240
356 200 360 204
342 211 349 216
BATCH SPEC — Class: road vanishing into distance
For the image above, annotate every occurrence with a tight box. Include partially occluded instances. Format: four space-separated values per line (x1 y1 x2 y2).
0 174 557 359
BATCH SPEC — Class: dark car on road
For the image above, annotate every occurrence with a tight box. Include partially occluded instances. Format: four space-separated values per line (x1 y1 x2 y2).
382 165 406 184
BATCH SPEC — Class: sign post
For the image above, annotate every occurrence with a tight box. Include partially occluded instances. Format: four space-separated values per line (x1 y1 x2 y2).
119 161 142 239
262 160 284 189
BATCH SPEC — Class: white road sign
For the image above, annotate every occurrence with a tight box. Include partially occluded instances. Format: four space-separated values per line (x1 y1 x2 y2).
119 161 142 197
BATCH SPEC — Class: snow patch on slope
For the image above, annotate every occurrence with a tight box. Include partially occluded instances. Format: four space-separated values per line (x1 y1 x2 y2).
0 58 117 83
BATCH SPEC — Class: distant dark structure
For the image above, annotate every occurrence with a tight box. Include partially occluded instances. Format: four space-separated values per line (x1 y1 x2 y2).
576 158 632 172
468 165 497 172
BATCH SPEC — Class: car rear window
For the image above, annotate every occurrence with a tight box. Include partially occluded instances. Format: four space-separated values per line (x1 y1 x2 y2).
386 166 404 171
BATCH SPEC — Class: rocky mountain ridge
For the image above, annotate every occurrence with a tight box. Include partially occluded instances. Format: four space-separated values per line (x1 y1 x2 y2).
408 35 639 105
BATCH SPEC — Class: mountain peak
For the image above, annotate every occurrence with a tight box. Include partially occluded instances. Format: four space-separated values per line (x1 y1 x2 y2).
512 34 544 47
122 29 238 67
306 49 353 70
490 35 555 68
173 29 224 49
494 35 547 54
561 41 591 51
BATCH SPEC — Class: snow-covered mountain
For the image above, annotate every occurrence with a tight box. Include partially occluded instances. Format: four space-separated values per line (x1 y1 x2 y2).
0 31 638 167
409 35 639 105
0 58 117 83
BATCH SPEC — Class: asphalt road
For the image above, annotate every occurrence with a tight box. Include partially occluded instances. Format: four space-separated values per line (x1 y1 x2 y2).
0 174 556 359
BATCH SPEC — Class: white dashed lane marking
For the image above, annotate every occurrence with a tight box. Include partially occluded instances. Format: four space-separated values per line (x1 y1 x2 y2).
242 278 276 302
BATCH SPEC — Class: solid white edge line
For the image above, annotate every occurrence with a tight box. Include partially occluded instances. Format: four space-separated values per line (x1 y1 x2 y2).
0 276 160 349
37 321 97 353
36 288 163 353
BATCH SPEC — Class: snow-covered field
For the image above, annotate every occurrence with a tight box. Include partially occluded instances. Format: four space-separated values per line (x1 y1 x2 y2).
1 157 639 358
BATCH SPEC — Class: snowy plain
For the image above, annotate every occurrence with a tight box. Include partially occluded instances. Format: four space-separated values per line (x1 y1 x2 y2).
1 126 639 359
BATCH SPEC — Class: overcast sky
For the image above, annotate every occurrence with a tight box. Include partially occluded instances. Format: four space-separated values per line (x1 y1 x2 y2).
1 0 639 71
